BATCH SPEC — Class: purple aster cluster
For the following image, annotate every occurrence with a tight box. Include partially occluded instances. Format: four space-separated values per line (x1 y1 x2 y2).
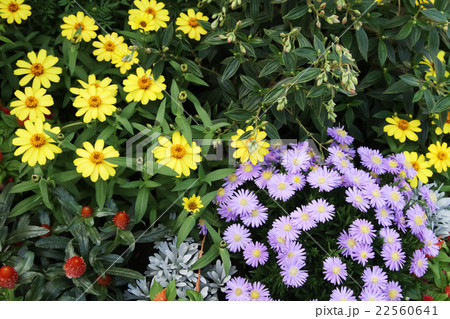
214 125 441 301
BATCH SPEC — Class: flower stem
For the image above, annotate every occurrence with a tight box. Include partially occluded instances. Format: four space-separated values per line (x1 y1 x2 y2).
195 235 207 293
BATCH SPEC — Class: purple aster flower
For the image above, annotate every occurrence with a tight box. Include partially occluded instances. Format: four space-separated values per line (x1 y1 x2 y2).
197 218 207 236
254 167 278 189
288 172 306 191
281 148 311 173
249 281 271 301
337 230 358 257
359 287 386 301
280 258 308 288
381 245 406 271
243 241 269 267
329 287 357 301
323 257 348 285
406 204 428 235
327 145 348 160
382 185 405 211
291 206 318 231
272 216 301 241
331 155 354 172
224 276 251 301
217 203 239 222
419 185 439 212
330 142 356 158
223 224 252 253
363 183 385 209
358 146 387 175
277 241 306 268
349 219 376 244
345 187 370 213
306 198 335 223
384 281 403 301
419 228 440 258
223 172 245 190
410 249 429 277
215 186 233 205
398 179 413 201
394 210 408 233
235 162 261 181
384 154 404 175
241 203 268 228
362 266 388 291
375 206 394 227
263 146 282 165
307 167 341 192
351 243 375 266
267 173 295 201
327 125 354 145
342 168 374 189
379 227 401 248
267 229 289 253
229 189 259 216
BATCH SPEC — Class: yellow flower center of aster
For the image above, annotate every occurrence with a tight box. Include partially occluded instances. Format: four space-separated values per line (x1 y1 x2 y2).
411 161 420 171
74 22 85 31
387 236 394 244
188 202 197 211
360 251 367 258
336 150 344 158
336 129 347 137
228 173 237 182
188 18 199 28
437 151 448 161
368 297 376 301
347 238 356 248
283 223 292 231
389 160 398 168
289 267 298 276
301 212 309 221
252 248 261 257
355 195 363 203
234 288 242 296
390 192 400 201
251 209 259 217
293 176 301 183
371 155 381 165
30 133 46 148
353 176 360 183
372 190 381 198
292 158 300 165
340 297 348 301
317 177 326 184
429 192 437 203
239 198 248 206
371 277 379 284
332 266 341 274
25 96 38 108
278 182 286 190
171 144 186 159
317 205 326 213
380 209 388 217
30 63 44 76
104 41 115 51
88 96 102 108
89 151 104 164
233 234 241 242
414 215 424 226
138 76 152 90
243 163 253 172
8 2 19 12
250 290 260 300
262 171 273 180
277 236 286 244
389 290 398 300
217 188 225 197
145 7 156 17
397 119 409 131
360 225 370 234
341 160 349 168
391 252 400 261
399 217 405 224
287 252 295 259
426 240 432 247
417 259 424 267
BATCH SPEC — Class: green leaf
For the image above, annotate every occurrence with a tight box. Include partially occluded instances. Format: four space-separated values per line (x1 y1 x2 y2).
225 109 252 121
165 280 177 301
190 244 219 271
292 67 322 84
103 157 130 167
355 28 368 61
203 168 236 184
222 58 240 82
161 22 173 47
259 60 281 78
39 179 52 209
35 236 71 249
175 116 192 144
10 181 39 193
432 95 450 113
384 80 411 94
186 289 204 301
176 215 196 247
395 21 413 40
6 226 49 244
283 6 308 20
51 171 80 183
135 187 149 223
399 75 421 87
150 280 164 300
9 194 42 218
203 220 221 244
14 251 35 275
240 75 262 91
95 180 107 209
428 28 440 57
378 40 387 65
86 226 101 246
185 73 209 86
265 122 281 140
106 267 145 281
421 9 448 23
219 248 231 276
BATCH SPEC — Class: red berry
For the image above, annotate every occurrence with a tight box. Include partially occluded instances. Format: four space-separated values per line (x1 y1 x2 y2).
1 107 10 115
64 256 86 279
0 266 19 289
16 118 26 126
6 177 14 184
81 206 93 218
423 294 433 301
96 274 112 286
152 288 168 301
40 224 51 238
113 211 129 230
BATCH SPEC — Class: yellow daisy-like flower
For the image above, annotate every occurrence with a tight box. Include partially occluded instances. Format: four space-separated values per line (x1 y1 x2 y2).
10 83 53 121
182 194 204 213
129 0 170 31
123 67 166 104
14 49 62 88
71 85 117 123
74 140 119 182
128 11 154 32
111 44 139 74
70 74 118 97
403 151 432 188
0 0 31 24
433 112 450 135
415 0 434 9
153 131 202 177
92 32 124 62
60 11 98 43
231 126 270 165
420 51 450 81
426 141 450 173
383 116 421 143
175 9 209 41
12 119 62 167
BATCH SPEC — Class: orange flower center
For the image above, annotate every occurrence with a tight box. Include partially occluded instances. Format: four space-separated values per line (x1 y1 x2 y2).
437 151 448 161
88 96 102 108
188 18 199 28
140 21 147 27
188 202 197 211
74 22 85 31
171 144 186 159
25 96 38 108
91 83 100 88
8 2 19 12
30 133 46 148
146 8 156 17
446 113 450 124
411 161 420 171
30 63 44 76
397 119 409 131
104 41 115 51
138 76 152 90
89 151 104 164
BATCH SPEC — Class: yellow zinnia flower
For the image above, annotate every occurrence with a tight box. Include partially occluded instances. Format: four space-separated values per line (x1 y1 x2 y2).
74 140 119 182
12 119 62 167
0 0 31 24
60 11 98 43
403 151 432 188
128 11 154 32
92 32 124 62
433 112 450 135
129 0 170 31
182 194 204 213
175 9 208 41
383 116 421 143
14 49 62 88
111 44 139 74
71 85 117 123
70 74 118 96
426 141 450 173
123 67 166 104
231 126 270 165
153 131 202 177
420 51 450 81
10 83 53 121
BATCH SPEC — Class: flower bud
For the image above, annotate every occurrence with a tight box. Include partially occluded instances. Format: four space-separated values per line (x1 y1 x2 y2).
178 91 188 102
58 133 64 141
31 174 41 182
180 64 188 73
